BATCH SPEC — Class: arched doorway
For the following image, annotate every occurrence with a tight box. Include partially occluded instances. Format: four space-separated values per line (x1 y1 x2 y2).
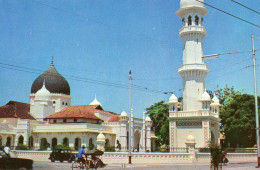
211 131 215 144
134 129 141 152
18 135 24 145
40 138 48 150
89 138 94 150
0 136 2 146
52 138 57 148
29 136 34 149
63 138 69 147
74 138 81 150
6 136 11 147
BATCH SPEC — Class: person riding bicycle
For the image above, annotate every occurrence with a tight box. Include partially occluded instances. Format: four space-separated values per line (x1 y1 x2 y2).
76 145 87 167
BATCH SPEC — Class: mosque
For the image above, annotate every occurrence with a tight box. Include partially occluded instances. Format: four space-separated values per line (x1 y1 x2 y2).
0 0 220 152
0 61 154 151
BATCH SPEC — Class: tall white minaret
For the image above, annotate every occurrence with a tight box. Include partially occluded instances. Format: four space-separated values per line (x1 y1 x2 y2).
177 0 209 111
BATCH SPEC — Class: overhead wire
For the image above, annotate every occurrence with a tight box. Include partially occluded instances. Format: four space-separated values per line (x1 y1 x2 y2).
195 0 260 28
230 0 260 15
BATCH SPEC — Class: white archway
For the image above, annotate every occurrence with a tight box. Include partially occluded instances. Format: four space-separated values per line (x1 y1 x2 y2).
134 129 141 152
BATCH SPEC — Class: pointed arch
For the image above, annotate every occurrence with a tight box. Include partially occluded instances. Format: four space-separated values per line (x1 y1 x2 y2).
134 129 141 152
188 16 192 26
18 135 24 145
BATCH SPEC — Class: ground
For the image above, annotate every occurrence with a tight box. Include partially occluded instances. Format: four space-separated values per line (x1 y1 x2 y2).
34 161 258 170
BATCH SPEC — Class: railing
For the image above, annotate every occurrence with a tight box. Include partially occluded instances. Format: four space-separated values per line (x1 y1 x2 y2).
179 26 206 36
178 64 209 72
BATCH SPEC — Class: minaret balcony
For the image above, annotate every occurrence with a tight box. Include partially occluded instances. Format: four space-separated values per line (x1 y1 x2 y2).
169 110 218 119
179 26 206 37
178 64 209 73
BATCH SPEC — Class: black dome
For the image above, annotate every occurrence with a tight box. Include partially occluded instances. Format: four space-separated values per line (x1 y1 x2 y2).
31 64 70 95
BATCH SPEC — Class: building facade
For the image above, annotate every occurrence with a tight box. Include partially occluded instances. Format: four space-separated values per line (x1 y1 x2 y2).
0 62 154 152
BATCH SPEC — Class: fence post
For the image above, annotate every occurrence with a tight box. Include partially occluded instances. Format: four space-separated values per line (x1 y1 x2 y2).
185 134 197 163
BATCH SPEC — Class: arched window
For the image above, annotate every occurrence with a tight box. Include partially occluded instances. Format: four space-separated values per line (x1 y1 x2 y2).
89 138 94 150
188 16 192 26
18 135 24 145
0 136 2 146
182 18 185 26
52 138 57 148
63 137 69 147
6 137 11 147
29 136 34 149
40 138 48 150
74 138 81 150
201 17 204 25
195 15 199 25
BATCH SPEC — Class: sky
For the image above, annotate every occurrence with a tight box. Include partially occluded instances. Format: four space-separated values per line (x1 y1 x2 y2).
0 0 259 118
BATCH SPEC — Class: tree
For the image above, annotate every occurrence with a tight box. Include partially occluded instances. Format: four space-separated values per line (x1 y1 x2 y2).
220 93 260 148
145 101 169 147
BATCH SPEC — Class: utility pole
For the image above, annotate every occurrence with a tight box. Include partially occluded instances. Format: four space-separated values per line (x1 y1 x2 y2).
128 70 132 164
252 34 260 168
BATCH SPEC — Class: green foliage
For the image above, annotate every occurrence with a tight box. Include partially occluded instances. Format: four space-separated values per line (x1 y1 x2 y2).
220 93 260 148
105 144 115 152
198 148 210 153
145 101 169 147
89 143 95 150
210 143 223 169
15 144 29 150
54 144 71 150
159 144 169 152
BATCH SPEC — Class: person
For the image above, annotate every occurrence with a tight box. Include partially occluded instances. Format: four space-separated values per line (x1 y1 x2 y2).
76 145 87 168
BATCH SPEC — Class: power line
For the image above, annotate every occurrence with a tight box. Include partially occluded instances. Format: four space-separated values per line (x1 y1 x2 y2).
230 0 260 15
195 0 260 28
0 62 166 95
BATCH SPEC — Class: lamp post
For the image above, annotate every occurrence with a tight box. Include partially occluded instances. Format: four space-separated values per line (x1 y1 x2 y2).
128 70 132 164
203 36 259 167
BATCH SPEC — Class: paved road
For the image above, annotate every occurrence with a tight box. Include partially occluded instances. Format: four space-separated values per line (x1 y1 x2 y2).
33 161 258 170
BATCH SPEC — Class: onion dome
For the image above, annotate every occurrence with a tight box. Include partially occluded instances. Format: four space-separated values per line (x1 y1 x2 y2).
31 62 70 95
180 0 204 8
120 110 127 117
35 81 51 100
90 95 102 106
186 133 195 143
166 93 178 104
200 89 211 101
145 116 151 122
97 132 105 141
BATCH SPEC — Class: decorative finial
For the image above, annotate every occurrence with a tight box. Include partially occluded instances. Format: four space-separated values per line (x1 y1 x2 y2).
51 56 54 66
43 79 46 87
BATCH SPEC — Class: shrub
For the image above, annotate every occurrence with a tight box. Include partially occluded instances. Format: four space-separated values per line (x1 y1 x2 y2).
199 148 210 153
15 144 29 150
105 144 115 152
159 144 169 152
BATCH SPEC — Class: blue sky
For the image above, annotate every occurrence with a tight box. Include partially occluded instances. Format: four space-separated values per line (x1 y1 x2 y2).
0 0 259 118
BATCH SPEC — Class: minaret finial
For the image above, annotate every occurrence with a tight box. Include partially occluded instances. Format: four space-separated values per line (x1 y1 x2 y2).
51 56 54 66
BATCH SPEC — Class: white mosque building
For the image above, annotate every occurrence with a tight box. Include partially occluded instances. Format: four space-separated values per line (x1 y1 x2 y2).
166 0 220 149
0 61 154 152
0 0 220 152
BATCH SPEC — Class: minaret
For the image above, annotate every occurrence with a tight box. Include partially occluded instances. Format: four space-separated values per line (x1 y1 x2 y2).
177 0 209 111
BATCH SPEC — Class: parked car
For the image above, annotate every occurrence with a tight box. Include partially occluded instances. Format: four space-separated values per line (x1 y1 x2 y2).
49 148 75 162
0 149 33 170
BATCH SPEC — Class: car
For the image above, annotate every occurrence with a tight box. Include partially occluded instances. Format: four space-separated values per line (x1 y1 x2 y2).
49 148 75 163
0 149 33 170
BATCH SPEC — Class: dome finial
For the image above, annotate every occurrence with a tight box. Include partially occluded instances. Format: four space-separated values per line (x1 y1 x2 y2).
51 56 54 66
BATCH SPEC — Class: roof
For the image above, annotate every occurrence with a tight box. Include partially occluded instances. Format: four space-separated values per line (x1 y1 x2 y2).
31 63 70 95
107 115 121 122
0 101 35 120
45 105 105 120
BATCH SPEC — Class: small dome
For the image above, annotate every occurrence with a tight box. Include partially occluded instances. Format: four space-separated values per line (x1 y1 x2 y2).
200 89 211 101
169 93 178 103
120 110 127 117
97 132 105 141
186 134 195 142
180 0 204 8
35 81 51 100
90 95 102 106
145 116 151 122
212 94 220 104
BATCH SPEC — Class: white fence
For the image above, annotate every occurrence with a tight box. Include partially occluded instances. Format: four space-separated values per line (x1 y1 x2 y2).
11 150 257 164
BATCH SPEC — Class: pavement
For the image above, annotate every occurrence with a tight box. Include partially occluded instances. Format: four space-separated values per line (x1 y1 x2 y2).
33 161 260 170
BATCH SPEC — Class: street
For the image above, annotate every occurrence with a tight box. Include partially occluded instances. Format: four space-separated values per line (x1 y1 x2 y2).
33 161 258 170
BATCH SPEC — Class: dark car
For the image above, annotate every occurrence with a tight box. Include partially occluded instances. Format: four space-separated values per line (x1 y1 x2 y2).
0 149 33 170
49 148 75 163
